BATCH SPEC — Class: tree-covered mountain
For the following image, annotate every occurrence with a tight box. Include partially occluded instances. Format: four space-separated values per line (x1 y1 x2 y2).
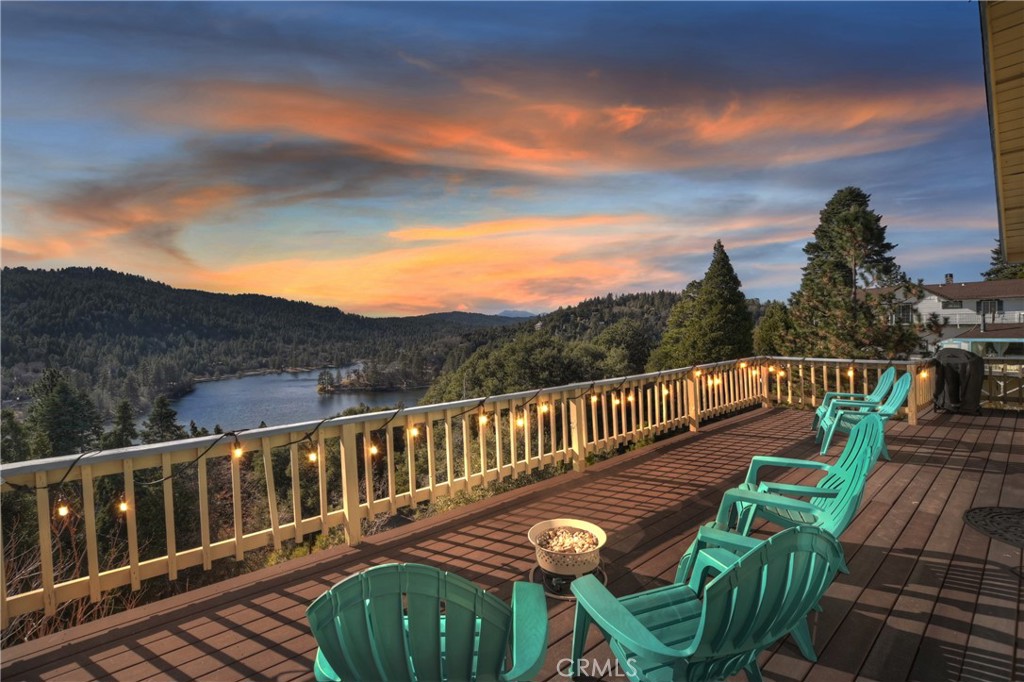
1 267 523 414
422 291 682 403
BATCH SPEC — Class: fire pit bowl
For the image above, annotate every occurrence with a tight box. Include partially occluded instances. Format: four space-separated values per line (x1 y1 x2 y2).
528 518 606 577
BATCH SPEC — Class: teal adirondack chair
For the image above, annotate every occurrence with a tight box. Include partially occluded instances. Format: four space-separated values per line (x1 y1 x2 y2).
306 563 548 682
569 525 846 682
816 371 911 456
674 414 883 661
812 366 896 431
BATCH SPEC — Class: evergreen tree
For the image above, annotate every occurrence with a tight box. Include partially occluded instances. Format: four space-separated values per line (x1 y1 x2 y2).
140 396 188 444
981 238 1024 280
646 280 703 370
26 368 101 456
1 410 32 463
101 400 138 450
789 188 919 358
649 241 753 368
753 301 793 355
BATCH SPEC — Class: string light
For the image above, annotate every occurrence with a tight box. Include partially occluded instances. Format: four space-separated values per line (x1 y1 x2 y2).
694 369 702 377
662 387 670 396
369 444 379 456
232 436 244 459
612 398 621 406
768 366 776 373
408 426 420 438
478 413 489 425
713 377 722 385
118 498 129 513
919 369 929 379
626 394 634 402
539 403 550 414
307 449 318 463
590 395 599 404
56 499 70 518
847 368 855 378
778 371 786 378
516 415 525 428
739 362 748 369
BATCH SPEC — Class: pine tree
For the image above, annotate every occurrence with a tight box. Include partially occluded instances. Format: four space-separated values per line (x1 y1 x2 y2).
649 242 753 368
981 238 1024 280
646 280 703 370
789 188 920 358
1 410 32 463
753 301 792 355
140 396 188 444
101 400 138 450
26 368 102 456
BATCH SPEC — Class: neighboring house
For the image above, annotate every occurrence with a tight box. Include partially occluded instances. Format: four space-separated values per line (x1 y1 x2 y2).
868 276 1024 351
937 323 1024 358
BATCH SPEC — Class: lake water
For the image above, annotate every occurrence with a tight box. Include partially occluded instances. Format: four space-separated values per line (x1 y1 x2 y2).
169 367 426 432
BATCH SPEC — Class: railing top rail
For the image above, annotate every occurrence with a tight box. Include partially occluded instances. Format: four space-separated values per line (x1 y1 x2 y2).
768 357 924 367
2 362 724 479
1 355 933 480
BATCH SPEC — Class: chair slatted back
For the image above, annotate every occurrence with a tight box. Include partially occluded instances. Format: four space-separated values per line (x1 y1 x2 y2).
307 563 513 681
811 415 883 534
684 526 844 679
877 372 913 419
865 366 897 403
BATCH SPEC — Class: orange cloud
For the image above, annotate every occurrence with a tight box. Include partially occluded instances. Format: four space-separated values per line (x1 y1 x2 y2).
143 79 984 177
390 213 654 242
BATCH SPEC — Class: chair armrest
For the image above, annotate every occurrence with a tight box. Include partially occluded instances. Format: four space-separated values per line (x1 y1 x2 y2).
830 398 880 410
686 547 742 594
715 488 822 529
505 582 549 681
745 455 831 485
758 481 839 498
570 575 680 660
822 391 865 404
691 525 763 554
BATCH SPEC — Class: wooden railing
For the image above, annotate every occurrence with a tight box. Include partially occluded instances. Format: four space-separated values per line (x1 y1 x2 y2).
981 358 1024 408
0 354 986 624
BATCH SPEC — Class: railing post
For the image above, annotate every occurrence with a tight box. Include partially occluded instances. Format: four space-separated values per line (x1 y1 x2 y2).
340 425 363 546
685 371 700 432
907 364 920 426
569 395 588 471
761 361 771 408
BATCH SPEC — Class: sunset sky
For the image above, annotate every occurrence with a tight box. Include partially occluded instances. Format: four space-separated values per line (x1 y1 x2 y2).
1 2 998 316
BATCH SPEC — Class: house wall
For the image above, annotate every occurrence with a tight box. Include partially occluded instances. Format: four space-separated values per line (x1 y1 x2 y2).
915 293 1024 336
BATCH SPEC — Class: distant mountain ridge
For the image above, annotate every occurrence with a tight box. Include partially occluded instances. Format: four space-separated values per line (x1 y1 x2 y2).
497 309 538 318
1 267 524 412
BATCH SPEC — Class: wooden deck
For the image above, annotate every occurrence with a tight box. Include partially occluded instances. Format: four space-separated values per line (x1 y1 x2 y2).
2 407 1021 681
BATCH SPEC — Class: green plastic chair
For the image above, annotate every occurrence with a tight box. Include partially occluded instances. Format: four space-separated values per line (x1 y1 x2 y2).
674 414 882 661
306 563 548 682
812 366 895 431
816 371 911 456
569 526 846 682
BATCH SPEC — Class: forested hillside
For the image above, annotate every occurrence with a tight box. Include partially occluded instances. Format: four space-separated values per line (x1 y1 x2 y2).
422 291 682 402
1 267 523 414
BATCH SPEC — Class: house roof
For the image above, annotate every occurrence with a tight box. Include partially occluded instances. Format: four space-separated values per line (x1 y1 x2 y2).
951 323 1024 340
921 279 1024 300
864 279 1024 301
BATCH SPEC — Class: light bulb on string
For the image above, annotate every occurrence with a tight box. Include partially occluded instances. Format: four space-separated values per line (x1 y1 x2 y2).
409 426 420 438
478 413 489 425
516 415 525 428
118 498 129 513
539 403 549 414
307 450 318 463
56 499 70 518
626 394 634 402
369 444 379 456
847 368 855 378
612 398 621 406
662 387 670 396
590 395 598 404
694 370 702 377
778 371 786 378
740 362 748 369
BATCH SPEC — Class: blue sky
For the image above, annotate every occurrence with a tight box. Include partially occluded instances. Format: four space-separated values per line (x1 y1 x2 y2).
1 1 997 315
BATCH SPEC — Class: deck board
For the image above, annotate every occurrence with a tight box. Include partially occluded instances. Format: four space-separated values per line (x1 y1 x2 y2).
2 407 1021 682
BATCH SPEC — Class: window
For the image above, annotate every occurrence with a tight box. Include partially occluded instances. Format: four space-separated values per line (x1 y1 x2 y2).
977 299 1003 316
941 300 963 309
892 303 915 324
